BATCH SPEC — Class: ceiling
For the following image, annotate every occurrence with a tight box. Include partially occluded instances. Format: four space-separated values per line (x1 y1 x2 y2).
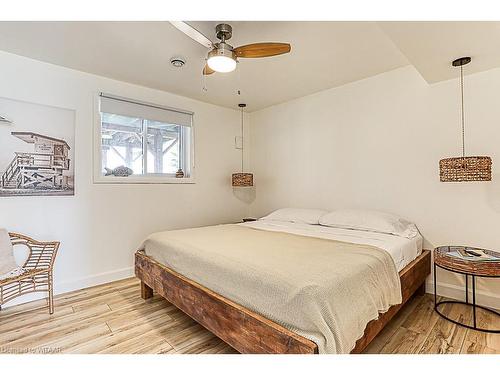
379 21 500 83
0 21 499 111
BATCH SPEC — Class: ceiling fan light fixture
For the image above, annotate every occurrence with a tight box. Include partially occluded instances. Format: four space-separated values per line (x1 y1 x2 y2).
169 22 292 76
207 55 236 72
207 46 236 73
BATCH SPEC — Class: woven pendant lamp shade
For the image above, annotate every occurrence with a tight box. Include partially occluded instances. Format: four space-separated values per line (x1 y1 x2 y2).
232 172 254 187
439 156 492 182
439 57 492 182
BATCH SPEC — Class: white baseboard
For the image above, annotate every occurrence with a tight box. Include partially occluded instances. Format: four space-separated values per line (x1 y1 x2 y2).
4 267 498 313
55 266 134 295
426 280 500 310
2 266 134 309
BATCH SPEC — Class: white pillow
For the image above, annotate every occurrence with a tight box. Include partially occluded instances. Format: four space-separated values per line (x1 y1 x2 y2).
260 208 328 225
319 209 419 239
0 228 18 276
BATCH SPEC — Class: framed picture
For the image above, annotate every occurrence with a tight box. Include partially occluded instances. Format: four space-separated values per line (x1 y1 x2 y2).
0 97 75 197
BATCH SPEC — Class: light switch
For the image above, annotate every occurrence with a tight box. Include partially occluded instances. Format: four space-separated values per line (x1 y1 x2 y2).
235 136 243 150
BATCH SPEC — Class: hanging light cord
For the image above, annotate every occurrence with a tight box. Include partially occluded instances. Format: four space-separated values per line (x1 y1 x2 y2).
460 65 466 158
241 106 244 172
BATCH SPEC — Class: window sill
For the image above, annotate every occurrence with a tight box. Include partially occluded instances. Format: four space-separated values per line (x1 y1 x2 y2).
93 176 196 184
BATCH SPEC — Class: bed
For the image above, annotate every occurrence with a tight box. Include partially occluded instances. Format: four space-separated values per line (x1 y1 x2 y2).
135 213 431 354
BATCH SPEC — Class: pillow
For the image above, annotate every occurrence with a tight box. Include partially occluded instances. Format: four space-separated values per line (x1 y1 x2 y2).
0 228 18 276
319 209 419 238
260 208 328 225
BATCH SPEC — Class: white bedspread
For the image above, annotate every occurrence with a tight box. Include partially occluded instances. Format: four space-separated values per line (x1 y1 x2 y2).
142 223 405 353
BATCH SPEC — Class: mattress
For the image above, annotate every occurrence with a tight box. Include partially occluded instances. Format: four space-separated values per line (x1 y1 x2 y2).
141 222 407 353
241 220 423 272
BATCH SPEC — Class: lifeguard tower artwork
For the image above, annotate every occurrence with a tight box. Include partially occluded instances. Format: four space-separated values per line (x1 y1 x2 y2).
0 132 74 196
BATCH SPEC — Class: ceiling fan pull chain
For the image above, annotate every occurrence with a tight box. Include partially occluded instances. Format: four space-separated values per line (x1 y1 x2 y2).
236 65 242 96
202 71 208 92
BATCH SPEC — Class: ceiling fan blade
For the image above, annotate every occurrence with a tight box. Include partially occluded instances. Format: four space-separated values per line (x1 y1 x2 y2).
233 43 291 58
170 21 213 49
203 64 215 75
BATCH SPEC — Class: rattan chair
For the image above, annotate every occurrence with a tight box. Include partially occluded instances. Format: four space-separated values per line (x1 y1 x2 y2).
0 233 59 314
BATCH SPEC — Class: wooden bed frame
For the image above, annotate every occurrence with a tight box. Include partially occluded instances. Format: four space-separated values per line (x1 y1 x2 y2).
135 249 431 354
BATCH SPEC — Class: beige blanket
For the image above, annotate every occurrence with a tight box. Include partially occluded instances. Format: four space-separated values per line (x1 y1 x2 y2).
142 224 402 353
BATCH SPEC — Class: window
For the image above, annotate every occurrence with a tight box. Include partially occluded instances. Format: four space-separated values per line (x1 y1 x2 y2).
96 94 193 183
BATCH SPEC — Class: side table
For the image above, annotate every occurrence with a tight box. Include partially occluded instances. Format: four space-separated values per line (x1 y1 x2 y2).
434 246 500 333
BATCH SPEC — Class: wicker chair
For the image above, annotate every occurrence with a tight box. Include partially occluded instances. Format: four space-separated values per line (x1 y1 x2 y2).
0 233 59 314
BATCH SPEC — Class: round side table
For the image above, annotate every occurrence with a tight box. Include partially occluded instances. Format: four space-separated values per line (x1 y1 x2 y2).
434 246 500 333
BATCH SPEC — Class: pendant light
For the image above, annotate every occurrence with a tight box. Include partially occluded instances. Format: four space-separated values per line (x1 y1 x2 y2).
439 57 492 182
232 103 253 187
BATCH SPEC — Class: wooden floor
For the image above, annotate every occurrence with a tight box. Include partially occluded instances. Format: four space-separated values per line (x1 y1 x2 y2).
0 277 499 354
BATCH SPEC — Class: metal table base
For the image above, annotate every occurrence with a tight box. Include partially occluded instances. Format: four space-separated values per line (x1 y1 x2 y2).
434 262 500 334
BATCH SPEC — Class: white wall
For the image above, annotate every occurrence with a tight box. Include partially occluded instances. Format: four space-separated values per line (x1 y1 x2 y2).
249 65 500 308
2 49 498 310
0 51 249 306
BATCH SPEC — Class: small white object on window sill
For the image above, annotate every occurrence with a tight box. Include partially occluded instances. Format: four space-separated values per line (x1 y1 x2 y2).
0 115 13 125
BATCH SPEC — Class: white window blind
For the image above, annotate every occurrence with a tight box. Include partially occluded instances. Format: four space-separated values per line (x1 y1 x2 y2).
99 94 193 128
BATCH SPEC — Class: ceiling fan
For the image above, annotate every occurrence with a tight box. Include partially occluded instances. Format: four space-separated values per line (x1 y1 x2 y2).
170 22 291 75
